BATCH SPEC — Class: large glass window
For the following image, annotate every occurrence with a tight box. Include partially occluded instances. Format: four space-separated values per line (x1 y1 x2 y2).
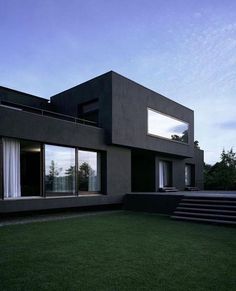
147 108 189 143
45 145 76 193
78 150 101 192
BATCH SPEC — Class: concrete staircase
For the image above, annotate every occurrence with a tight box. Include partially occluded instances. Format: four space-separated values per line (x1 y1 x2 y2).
171 195 236 226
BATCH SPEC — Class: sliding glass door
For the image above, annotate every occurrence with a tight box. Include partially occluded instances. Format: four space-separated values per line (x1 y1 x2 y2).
2 137 102 198
3 138 41 198
159 160 172 188
45 145 76 194
78 150 101 193
44 146 101 195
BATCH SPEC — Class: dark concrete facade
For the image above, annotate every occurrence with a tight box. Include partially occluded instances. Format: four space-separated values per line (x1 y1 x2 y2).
111 73 194 157
0 71 204 213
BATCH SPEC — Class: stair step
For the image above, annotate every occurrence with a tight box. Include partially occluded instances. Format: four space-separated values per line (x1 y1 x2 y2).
171 215 236 225
177 207 236 214
179 203 236 209
185 187 199 191
174 211 236 220
159 187 178 192
182 199 236 204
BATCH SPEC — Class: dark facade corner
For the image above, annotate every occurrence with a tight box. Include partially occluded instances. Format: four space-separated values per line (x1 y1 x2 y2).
0 71 204 213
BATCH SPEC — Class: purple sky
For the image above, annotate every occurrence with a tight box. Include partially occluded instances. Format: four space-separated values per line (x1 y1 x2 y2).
1 0 236 164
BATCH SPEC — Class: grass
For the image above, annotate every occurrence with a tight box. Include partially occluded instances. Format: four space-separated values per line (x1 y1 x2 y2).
0 211 236 291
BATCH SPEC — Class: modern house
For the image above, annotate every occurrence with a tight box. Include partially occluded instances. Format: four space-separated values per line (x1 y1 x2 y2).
0 71 204 213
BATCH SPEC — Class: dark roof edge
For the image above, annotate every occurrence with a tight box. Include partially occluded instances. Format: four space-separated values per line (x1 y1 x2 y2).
50 71 113 99
51 70 193 112
110 70 194 112
0 85 48 101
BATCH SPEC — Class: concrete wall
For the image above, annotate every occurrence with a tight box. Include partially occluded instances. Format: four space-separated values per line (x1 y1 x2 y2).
124 193 184 214
107 147 131 195
0 195 124 213
50 72 113 142
50 71 195 158
111 72 194 158
0 86 51 110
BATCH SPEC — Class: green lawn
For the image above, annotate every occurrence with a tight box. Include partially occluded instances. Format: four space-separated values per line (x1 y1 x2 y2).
0 211 235 291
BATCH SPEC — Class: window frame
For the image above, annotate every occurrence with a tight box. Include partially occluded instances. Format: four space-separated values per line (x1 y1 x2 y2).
44 144 77 196
78 149 102 194
0 137 105 199
147 107 190 145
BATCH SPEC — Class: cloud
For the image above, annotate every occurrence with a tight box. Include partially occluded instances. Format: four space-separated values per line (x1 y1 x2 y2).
194 12 202 18
128 17 236 165
218 121 236 130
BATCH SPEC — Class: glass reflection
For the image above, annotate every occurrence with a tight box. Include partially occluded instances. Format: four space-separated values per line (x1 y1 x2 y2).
185 164 192 186
147 108 189 143
78 150 101 192
45 145 75 193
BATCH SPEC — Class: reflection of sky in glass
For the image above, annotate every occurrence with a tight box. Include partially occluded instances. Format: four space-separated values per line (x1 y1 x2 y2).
148 108 188 142
79 150 97 174
171 124 187 133
45 145 75 176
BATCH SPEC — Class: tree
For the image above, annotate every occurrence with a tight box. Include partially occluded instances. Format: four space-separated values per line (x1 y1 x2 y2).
78 162 94 191
46 160 59 191
48 160 59 180
171 130 188 143
171 134 181 142
64 166 76 191
194 140 200 149
65 165 75 177
204 148 236 190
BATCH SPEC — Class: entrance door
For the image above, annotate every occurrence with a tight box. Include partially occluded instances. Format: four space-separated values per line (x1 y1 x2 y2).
159 161 172 188
185 164 194 187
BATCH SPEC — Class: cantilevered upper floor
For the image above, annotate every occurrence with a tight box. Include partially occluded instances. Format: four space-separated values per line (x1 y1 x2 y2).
0 71 195 158
51 71 195 157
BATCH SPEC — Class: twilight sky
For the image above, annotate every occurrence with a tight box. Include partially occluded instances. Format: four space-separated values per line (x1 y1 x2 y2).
0 0 235 164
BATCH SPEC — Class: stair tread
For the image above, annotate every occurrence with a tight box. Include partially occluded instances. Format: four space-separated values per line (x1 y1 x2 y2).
174 211 236 219
179 203 236 208
177 207 236 213
182 199 236 203
171 216 236 225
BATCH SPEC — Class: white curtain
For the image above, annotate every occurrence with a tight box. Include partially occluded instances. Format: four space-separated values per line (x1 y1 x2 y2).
185 165 191 186
159 161 164 188
159 161 170 188
3 138 21 198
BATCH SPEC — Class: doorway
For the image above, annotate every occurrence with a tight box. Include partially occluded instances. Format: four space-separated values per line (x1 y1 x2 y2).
159 161 172 188
131 150 155 192
185 164 195 187
20 141 41 196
